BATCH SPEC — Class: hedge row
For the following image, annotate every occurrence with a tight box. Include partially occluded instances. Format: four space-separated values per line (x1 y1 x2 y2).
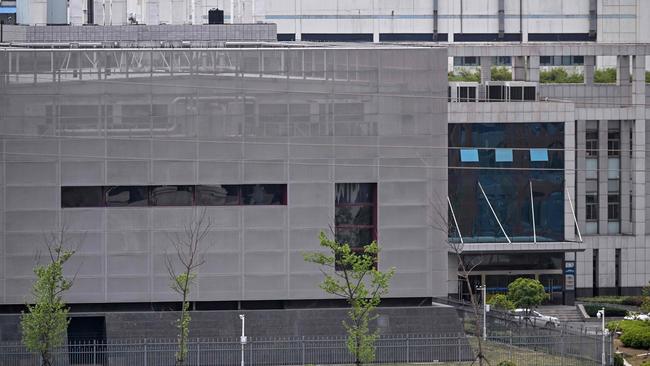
584 304 628 317
578 296 644 307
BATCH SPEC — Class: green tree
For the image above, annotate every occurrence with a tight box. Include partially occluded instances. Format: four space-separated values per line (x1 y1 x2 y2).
304 232 395 366
641 281 650 313
487 294 515 311
507 278 548 318
166 208 212 366
21 231 76 366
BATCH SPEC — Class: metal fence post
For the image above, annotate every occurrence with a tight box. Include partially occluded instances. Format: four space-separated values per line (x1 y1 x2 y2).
457 335 461 362
301 336 305 366
197 340 200 366
144 339 147 366
406 335 409 363
93 339 96 365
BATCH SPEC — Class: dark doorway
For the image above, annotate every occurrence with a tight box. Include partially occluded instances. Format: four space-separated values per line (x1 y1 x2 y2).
68 316 106 365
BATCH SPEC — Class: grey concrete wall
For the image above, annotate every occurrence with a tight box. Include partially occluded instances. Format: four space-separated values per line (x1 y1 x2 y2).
0 24 277 43
0 47 448 306
0 305 464 341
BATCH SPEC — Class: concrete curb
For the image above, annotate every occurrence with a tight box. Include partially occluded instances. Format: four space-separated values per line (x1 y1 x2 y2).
577 304 590 319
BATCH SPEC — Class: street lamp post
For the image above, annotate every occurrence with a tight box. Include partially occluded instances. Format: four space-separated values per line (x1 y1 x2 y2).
476 285 487 341
597 308 606 366
239 314 247 366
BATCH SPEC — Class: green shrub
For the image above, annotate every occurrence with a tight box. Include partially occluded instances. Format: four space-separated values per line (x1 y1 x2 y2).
594 68 617 83
622 296 644 307
487 294 515 311
613 353 625 366
540 68 584 83
497 361 517 366
640 359 650 366
608 320 650 349
491 67 512 81
646 71 649 84
448 70 480 82
584 304 628 317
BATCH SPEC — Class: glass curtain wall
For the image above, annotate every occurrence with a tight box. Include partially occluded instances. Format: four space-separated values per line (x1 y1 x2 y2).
448 123 565 242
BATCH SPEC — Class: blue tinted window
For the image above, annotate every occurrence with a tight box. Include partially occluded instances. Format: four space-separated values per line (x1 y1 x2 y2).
530 148 549 162
495 148 513 162
460 149 479 162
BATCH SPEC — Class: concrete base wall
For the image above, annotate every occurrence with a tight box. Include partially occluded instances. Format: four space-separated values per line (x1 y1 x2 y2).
0 305 465 342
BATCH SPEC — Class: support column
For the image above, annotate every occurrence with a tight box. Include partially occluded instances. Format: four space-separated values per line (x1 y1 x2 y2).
598 119 608 235
480 56 492 83
584 55 595 85
576 120 587 234
480 56 492 101
565 120 577 242
632 55 647 236
616 55 630 86
513 56 526 81
621 121 632 234
528 56 540 83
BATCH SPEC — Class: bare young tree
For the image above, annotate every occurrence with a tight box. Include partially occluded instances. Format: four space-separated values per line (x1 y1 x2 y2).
21 225 80 366
431 197 490 366
165 208 212 366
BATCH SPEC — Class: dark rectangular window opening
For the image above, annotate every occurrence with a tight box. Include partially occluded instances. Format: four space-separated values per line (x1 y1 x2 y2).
63 184 288 208
615 248 621 296
335 183 377 249
105 186 149 207
150 185 194 206
586 129 599 157
586 193 598 221
62 186 104 208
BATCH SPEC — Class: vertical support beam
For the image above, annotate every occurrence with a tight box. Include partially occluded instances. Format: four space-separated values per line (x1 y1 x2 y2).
598 119 608 234
584 55 596 86
631 54 646 236
480 56 492 83
589 0 597 40
294 0 302 41
528 56 540 83
480 56 492 101
616 55 630 86
576 120 587 234
620 120 632 234
513 56 526 81
498 0 505 39
565 120 577 242
433 0 439 41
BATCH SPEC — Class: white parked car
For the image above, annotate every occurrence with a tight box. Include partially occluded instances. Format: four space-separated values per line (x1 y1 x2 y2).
512 308 561 327
623 312 650 321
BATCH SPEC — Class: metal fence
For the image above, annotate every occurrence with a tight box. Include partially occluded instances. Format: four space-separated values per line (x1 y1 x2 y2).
0 332 611 366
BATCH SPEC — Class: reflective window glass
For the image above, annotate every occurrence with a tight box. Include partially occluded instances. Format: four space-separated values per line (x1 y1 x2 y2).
586 158 598 179
150 185 194 206
196 185 240 205
530 149 548 162
335 183 374 204
335 206 373 226
460 148 479 162
241 184 285 205
61 186 103 208
608 158 620 179
105 186 149 207
495 148 513 162
335 228 373 249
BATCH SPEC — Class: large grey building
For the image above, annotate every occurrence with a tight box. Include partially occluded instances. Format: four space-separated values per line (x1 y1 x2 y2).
0 23 649 340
